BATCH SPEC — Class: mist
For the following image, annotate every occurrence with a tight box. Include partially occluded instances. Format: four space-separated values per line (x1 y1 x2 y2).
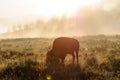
0 0 120 39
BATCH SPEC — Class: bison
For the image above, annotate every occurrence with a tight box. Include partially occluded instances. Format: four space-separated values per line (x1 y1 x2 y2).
46 37 79 65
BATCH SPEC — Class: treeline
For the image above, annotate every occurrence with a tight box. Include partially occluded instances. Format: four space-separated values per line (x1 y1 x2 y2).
9 1 120 35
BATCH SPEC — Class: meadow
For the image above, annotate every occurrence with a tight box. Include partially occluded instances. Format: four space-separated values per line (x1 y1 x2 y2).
0 35 120 80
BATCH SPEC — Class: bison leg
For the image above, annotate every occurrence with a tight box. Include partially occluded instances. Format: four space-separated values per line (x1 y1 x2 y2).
61 56 65 63
76 51 79 65
72 54 75 64
61 59 64 63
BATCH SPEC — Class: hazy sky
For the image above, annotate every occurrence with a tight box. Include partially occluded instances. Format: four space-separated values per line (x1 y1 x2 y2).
0 0 103 18
0 0 104 33
0 0 119 36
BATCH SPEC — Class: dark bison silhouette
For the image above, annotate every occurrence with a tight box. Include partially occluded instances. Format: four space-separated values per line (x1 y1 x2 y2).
46 37 79 65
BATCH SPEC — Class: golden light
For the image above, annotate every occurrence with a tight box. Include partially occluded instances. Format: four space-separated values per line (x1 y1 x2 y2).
81 0 102 6
0 0 103 34
0 0 103 19
46 74 52 80
29 0 103 18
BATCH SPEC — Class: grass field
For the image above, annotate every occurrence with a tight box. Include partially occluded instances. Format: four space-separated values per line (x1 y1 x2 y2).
0 35 120 80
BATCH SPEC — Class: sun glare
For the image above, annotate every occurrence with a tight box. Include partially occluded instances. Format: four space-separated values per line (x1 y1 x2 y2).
82 0 102 6
30 0 102 18
0 0 102 19
0 0 103 33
